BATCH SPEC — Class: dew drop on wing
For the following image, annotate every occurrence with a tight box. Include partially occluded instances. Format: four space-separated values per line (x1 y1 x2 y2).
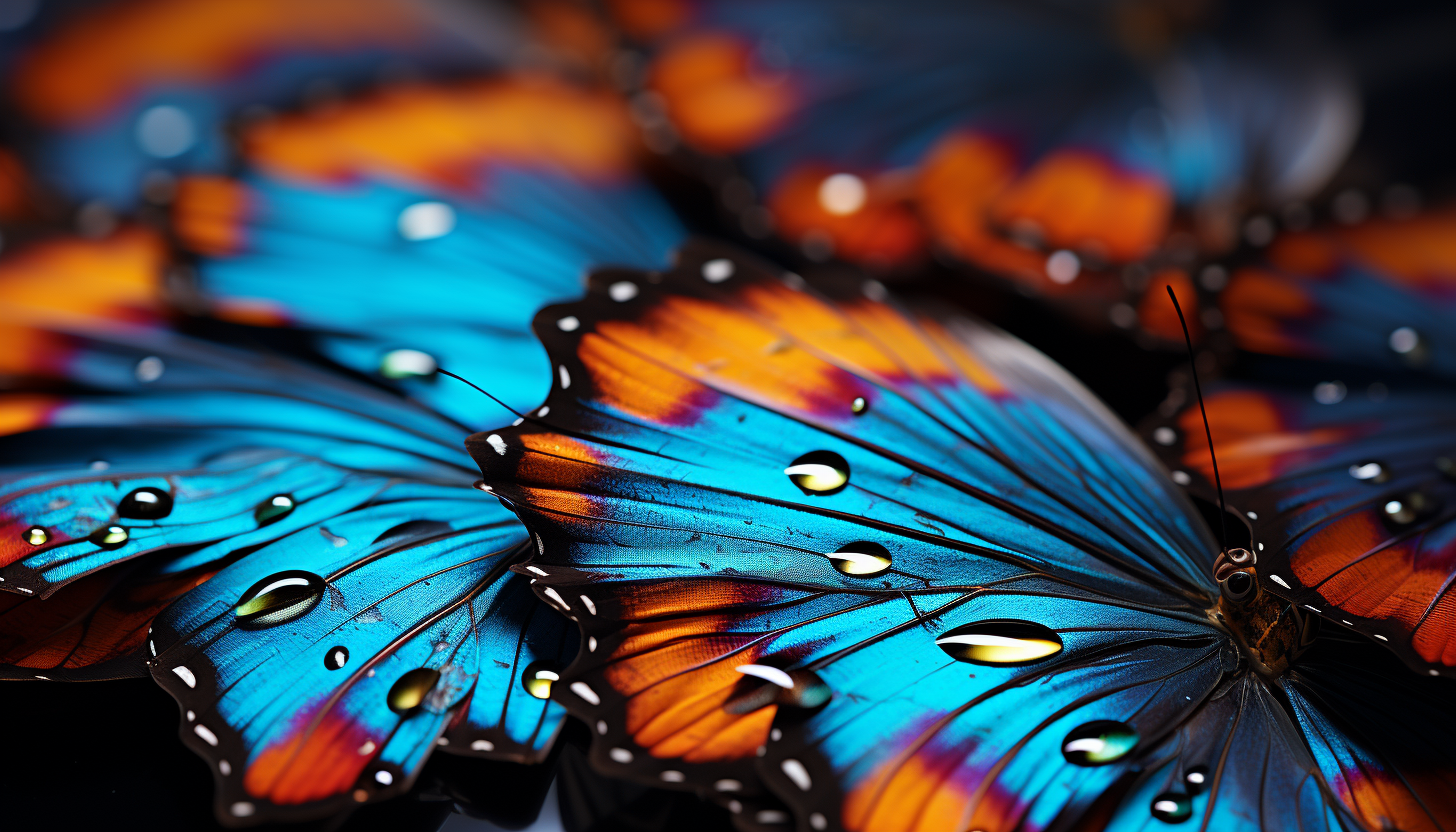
935 620 1063 665
325 646 350 670
89 525 129 549
785 451 850 495
388 668 441 713
1061 721 1139 766
234 571 324 629
118 487 174 519
827 542 892 576
254 494 295 525
1150 792 1192 823
522 662 560 699
23 525 49 545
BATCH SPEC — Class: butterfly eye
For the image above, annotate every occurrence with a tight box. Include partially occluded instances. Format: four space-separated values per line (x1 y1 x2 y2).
936 620 1064 665
89 525 129 549
118 486 173 519
522 662 560 699
826 542 892 576
1225 547 1255 566
1220 570 1256 603
387 667 441 713
234 570 324 629
254 494 296 525
785 451 850 495
1061 720 1139 766
1150 792 1193 823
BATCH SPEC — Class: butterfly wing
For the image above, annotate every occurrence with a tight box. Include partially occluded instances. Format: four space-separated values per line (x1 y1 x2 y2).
1220 206 1456 379
171 79 685 428
1150 384 1456 677
6 0 515 205
148 484 575 824
470 244 1455 831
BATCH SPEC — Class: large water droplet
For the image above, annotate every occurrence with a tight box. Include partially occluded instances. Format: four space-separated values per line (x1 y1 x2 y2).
325 646 350 671
826 542 892 576
1151 792 1192 823
522 662 559 699
118 487 173 520
379 349 438 380
254 494 295 526
234 571 324 629
785 451 850 495
936 620 1063 665
387 668 441 713
24 526 49 546
1061 721 1139 766
89 525 129 549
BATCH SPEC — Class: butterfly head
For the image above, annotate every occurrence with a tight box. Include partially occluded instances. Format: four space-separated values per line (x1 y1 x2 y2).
1211 546 1318 676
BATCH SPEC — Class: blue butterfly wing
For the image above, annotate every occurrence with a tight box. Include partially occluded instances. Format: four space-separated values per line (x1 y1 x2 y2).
148 484 574 823
1149 384 1456 678
469 244 1453 831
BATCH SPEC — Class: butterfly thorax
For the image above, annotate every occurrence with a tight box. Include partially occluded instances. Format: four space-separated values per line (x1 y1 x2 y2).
1210 547 1318 677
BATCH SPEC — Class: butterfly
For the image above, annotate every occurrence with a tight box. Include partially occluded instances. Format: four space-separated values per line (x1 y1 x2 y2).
0 76 689 824
606 0 1357 336
469 241 1456 831
2 0 515 207
1217 200 1456 380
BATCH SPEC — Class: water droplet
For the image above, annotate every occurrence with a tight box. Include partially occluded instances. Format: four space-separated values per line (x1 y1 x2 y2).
134 356 165 383
387 668 441 713
724 666 830 714
608 281 638 302
254 494 295 526
1151 792 1192 823
850 396 868 415
936 620 1063 665
826 542 892 576
234 571 324 629
1389 326 1424 357
118 487 173 519
1183 766 1208 793
379 349 437 379
702 258 735 282
1313 381 1346 405
1153 427 1176 446
1061 721 1139 766
1384 491 1436 526
89 525 129 550
1046 250 1080 284
23 526 49 546
818 173 867 216
398 201 455 241
785 451 850 495
1348 461 1388 482
136 105 196 158
522 662 560 699
325 646 350 671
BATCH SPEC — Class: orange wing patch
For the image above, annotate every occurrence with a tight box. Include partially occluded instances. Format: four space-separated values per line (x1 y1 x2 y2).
767 165 927 268
244 705 380 805
243 80 640 189
1181 391 1349 490
648 33 799 154
173 175 252 257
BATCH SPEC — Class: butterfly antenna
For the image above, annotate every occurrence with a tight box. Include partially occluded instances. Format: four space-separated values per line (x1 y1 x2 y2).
437 368 529 422
1166 285 1229 554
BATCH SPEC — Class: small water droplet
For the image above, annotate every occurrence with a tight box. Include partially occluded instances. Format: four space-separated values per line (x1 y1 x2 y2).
826 542 892 576
1313 381 1346 405
135 356 165 383
1384 491 1436 526
1153 427 1177 446
702 258 735 282
1348 461 1388 483
387 668 440 713
1389 326 1424 358
89 525 129 549
23 525 49 546
850 396 868 415
936 620 1063 665
234 571 324 629
785 451 850 495
1183 765 1208 793
1151 792 1192 823
254 494 295 526
325 646 350 670
1061 721 1139 766
398 201 455 241
522 662 560 699
379 348 438 379
118 487 173 519
1046 250 1080 284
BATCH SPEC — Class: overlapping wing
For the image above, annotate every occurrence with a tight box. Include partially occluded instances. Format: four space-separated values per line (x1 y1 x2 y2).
1150 384 1456 677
